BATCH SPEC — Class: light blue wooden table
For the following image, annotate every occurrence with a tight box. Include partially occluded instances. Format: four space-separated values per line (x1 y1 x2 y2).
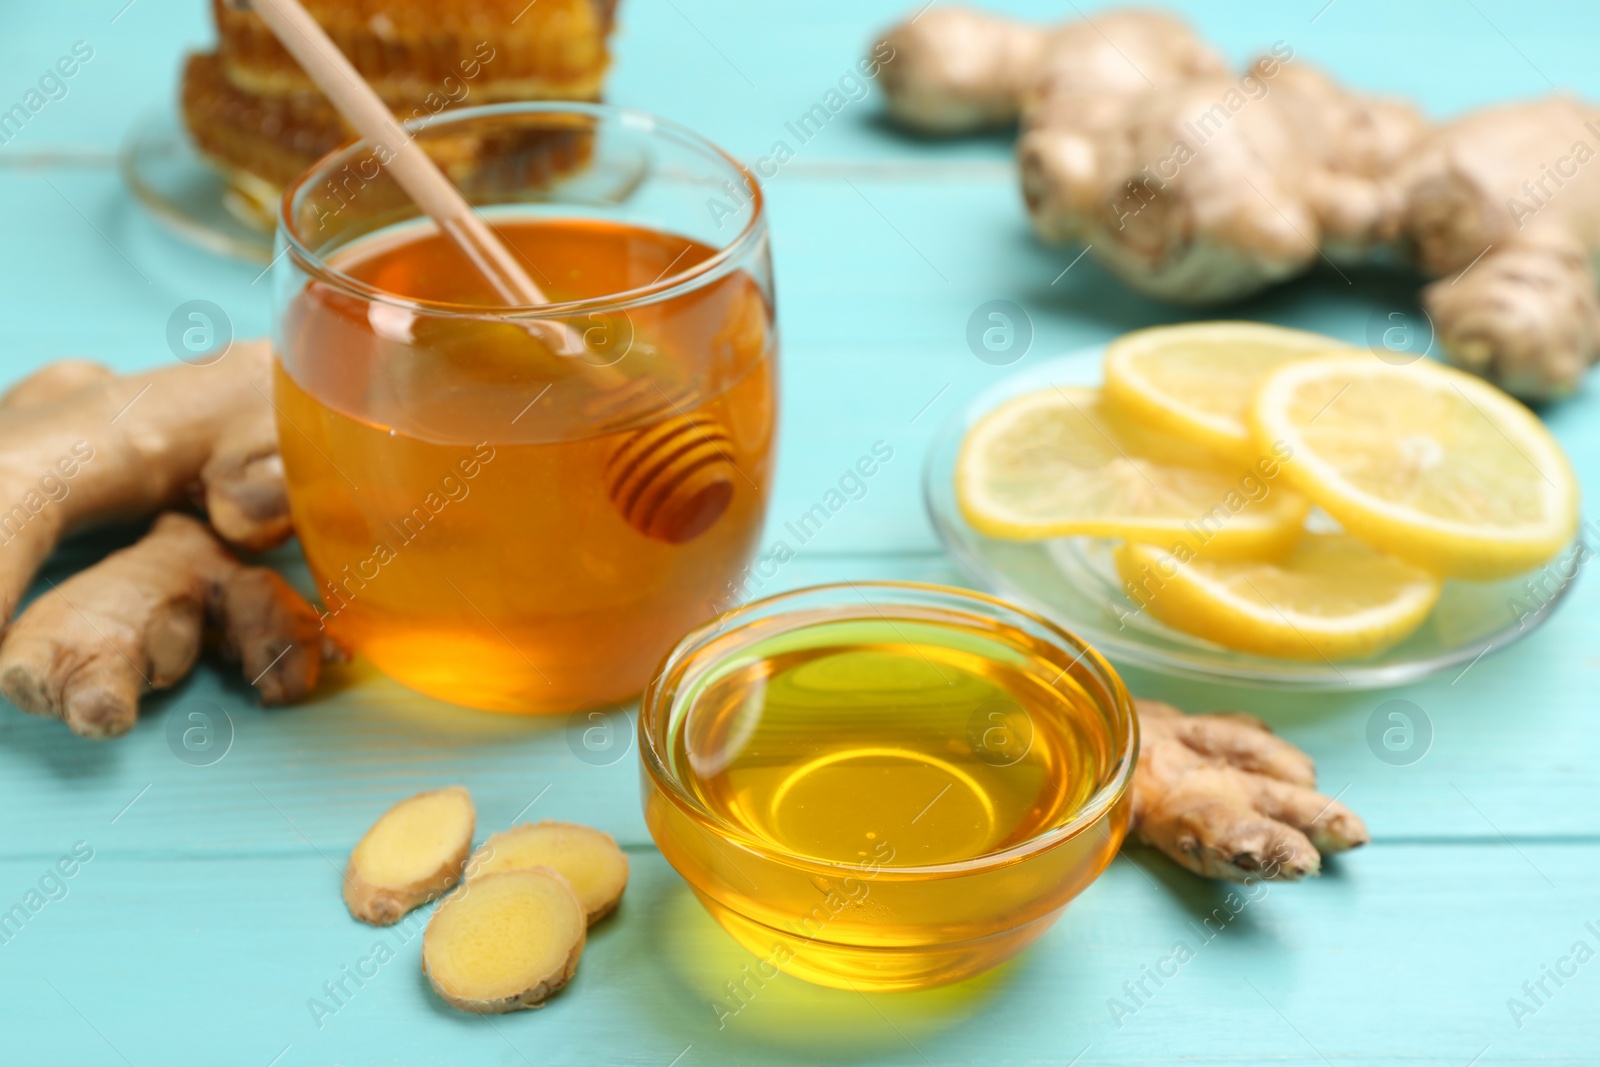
2 2 1597 1064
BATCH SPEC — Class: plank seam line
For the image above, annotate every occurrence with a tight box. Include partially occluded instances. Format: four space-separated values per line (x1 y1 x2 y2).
0 150 1018 181
3 835 1599 864
0 148 118 168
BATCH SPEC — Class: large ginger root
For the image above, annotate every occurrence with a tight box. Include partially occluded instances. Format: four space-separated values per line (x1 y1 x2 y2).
874 6 1600 398
0 360 116 410
344 786 477 925
1130 699 1368 881
1400 98 1600 397
0 340 291 626
877 6 1417 304
1022 60 1421 303
423 869 587 1013
469 822 629 925
877 6 1222 135
0 342 320 737
0 513 336 738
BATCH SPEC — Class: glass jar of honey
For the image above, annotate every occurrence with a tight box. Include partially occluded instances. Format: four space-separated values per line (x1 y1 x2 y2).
272 103 777 712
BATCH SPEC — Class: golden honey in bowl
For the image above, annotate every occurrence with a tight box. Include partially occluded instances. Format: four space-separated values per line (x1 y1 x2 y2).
641 583 1137 991
682 622 1108 866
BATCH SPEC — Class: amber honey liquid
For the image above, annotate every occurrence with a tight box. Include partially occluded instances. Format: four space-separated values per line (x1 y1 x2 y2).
276 217 776 711
671 616 1114 868
651 609 1129 988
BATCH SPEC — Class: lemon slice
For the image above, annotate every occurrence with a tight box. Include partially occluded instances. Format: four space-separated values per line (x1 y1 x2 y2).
1115 535 1442 660
957 386 1309 558
1104 322 1349 464
1250 355 1579 579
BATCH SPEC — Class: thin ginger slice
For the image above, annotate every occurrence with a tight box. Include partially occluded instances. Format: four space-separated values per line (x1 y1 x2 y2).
423 869 586 1013
468 821 629 925
343 786 475 925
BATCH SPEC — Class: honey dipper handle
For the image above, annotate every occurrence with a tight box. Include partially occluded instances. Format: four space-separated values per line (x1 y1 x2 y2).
245 0 623 383
237 0 737 547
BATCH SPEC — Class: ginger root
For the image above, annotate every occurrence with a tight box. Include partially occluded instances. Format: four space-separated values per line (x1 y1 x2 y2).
0 513 336 738
0 342 329 737
1130 699 1368 881
874 5 1600 398
469 821 629 925
1020 59 1420 303
0 340 291 627
422 869 586 1013
877 6 1418 302
344 786 477 925
1401 99 1600 397
878 6 1223 136
0 360 116 410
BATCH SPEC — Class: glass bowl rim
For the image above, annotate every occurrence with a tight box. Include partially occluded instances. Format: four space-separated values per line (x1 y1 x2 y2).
277 100 766 319
637 579 1140 878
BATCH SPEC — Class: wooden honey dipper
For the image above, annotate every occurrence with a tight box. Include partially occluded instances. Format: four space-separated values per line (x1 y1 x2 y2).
245 0 740 543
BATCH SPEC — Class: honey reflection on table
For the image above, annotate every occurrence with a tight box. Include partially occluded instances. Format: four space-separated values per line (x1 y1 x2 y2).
652 884 1008 1053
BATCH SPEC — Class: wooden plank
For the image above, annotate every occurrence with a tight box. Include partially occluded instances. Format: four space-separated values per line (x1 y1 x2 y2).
1 844 1595 1066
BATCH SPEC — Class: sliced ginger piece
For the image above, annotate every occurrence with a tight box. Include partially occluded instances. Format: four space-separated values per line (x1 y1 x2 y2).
423 868 586 1013
468 821 629 925
343 786 475 926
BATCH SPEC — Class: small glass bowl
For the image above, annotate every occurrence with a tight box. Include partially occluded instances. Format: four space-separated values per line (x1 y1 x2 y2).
925 347 1581 690
638 581 1137 991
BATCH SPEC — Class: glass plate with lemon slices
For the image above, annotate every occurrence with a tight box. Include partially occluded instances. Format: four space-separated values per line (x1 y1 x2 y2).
925 327 1584 690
